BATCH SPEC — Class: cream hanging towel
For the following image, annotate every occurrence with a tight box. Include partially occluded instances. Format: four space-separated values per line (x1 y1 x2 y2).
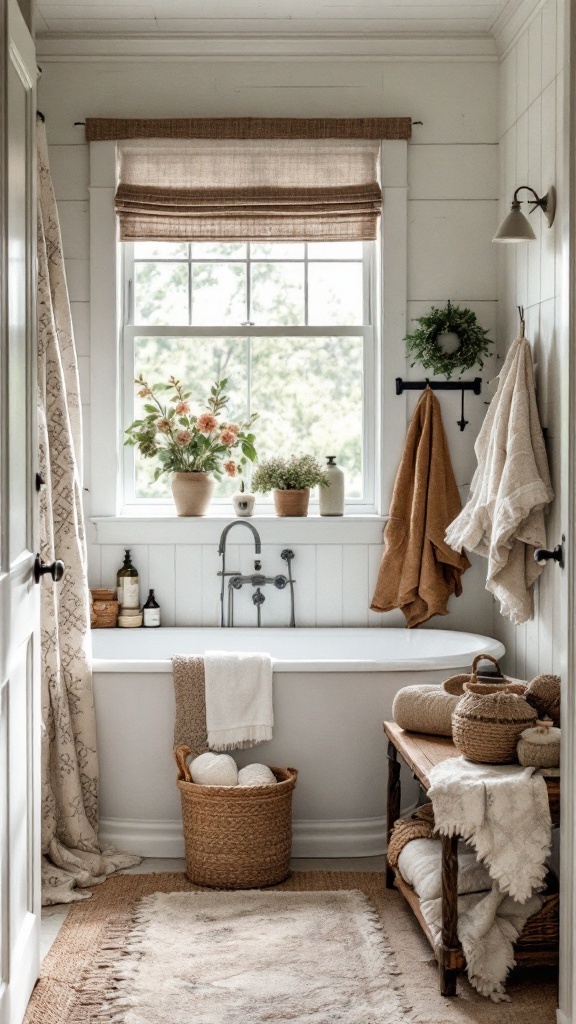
445 335 553 624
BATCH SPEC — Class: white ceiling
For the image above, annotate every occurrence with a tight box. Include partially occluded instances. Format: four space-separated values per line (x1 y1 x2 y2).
34 0 512 38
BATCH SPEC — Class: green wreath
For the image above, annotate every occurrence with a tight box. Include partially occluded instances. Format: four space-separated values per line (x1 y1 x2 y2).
405 301 492 380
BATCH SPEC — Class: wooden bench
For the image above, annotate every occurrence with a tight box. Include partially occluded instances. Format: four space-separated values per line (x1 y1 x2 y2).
384 720 560 996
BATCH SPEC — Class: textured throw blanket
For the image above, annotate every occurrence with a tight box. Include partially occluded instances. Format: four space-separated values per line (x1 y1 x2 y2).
172 655 209 754
371 387 470 627
204 651 273 750
445 336 553 624
427 756 551 1001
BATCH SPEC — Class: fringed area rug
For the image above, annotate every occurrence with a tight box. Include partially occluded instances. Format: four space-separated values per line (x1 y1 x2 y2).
92 890 410 1024
26 872 558 1024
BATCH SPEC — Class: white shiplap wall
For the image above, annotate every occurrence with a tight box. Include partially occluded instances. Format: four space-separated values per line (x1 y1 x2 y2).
495 0 565 679
39 53 499 634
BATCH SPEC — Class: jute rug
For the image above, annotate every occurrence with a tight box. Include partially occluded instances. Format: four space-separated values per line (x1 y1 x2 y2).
25 872 558 1024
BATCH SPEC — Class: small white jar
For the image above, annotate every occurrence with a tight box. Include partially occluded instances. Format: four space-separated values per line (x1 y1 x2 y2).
232 489 256 517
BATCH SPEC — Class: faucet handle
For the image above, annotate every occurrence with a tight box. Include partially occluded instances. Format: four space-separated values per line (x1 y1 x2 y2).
281 549 294 562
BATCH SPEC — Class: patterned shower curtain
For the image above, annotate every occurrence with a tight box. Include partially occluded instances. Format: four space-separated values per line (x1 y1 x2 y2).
37 119 140 905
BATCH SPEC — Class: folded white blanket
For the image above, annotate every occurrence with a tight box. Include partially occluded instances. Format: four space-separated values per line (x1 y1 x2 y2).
204 651 273 751
397 837 491 902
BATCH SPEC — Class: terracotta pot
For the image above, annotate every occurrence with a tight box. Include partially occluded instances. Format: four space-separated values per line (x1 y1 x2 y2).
273 488 310 517
171 472 215 516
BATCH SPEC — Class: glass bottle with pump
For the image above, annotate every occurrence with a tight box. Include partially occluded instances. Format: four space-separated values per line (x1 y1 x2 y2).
116 549 140 609
142 589 161 628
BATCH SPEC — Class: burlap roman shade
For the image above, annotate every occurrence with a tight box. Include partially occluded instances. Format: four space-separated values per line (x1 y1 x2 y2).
115 138 384 242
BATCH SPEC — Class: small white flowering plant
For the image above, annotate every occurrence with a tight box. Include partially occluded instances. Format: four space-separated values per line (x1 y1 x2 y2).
124 376 257 482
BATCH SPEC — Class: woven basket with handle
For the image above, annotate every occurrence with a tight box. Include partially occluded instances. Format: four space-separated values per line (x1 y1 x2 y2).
174 744 298 889
452 678 537 764
442 654 521 697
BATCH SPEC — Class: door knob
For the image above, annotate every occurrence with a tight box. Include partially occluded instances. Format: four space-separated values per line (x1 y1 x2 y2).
34 554 65 584
534 544 563 568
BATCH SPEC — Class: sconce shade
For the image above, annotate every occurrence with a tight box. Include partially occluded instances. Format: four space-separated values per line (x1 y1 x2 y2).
493 201 536 243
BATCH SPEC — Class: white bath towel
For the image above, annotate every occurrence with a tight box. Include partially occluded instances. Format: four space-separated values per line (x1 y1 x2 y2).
445 335 553 624
204 651 273 751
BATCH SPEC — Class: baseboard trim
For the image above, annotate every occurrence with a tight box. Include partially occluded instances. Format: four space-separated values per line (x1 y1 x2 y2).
557 1011 571 1024
100 816 387 860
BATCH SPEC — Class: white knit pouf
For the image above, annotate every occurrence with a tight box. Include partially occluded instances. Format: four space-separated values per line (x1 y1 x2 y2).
237 763 277 787
190 752 238 786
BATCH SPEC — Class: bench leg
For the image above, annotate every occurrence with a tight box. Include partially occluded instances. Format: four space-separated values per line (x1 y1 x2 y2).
440 832 461 996
386 741 401 889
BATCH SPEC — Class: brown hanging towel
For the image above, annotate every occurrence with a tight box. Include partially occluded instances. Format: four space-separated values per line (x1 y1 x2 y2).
371 387 470 627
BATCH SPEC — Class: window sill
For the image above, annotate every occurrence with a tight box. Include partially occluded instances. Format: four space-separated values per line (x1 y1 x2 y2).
90 513 388 546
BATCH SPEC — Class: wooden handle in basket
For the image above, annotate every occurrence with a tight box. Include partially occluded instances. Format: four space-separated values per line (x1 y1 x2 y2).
471 654 502 677
174 744 193 782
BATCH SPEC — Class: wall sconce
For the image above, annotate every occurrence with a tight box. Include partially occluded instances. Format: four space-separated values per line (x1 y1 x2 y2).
493 185 556 242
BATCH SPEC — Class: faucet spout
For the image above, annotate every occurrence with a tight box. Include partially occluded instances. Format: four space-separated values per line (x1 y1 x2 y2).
217 520 262 556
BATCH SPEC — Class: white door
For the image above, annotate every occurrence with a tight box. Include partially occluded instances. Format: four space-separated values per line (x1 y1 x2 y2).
0 3 41 1023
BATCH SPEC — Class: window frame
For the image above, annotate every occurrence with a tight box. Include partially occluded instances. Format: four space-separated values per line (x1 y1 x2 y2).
120 240 377 513
88 139 409 525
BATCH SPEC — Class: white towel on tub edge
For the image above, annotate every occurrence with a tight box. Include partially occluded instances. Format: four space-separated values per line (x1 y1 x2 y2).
204 650 273 751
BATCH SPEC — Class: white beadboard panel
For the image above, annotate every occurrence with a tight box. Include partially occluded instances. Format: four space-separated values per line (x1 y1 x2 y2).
64 258 89 301
367 544 383 627
58 200 89 260
515 29 529 118
540 84 557 303
515 109 528 186
540 0 557 90
174 545 203 626
315 546 343 627
71 301 90 357
86 542 101 589
91 516 387 547
292 545 317 627
408 144 498 201
201 543 226 627
407 200 498 301
342 545 370 628
77 355 90 405
48 144 89 200
148 546 176 625
527 12 543 106
499 48 516 136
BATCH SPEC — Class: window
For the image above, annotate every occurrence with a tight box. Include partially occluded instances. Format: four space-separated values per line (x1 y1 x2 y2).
121 238 377 510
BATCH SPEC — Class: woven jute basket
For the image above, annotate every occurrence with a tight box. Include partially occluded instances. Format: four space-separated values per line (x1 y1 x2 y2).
452 681 537 764
273 488 310 517
442 654 522 697
174 744 298 889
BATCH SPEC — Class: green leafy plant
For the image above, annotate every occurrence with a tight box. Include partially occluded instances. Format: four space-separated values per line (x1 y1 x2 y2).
124 376 257 481
252 454 328 493
405 301 492 380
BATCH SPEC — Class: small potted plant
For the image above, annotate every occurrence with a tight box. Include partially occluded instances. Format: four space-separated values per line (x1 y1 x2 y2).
252 454 327 517
125 376 257 516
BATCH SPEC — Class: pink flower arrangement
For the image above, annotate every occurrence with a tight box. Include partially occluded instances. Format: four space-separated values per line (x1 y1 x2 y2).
196 413 218 435
125 375 258 482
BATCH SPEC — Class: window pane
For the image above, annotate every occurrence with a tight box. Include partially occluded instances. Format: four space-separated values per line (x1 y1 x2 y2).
308 241 363 260
251 336 363 498
250 242 305 260
134 241 188 259
308 262 363 325
132 335 248 499
250 262 305 325
192 242 247 259
192 263 246 325
134 262 189 325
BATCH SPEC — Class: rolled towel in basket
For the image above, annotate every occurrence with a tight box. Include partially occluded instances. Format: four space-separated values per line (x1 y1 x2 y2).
238 764 277 787
190 752 238 786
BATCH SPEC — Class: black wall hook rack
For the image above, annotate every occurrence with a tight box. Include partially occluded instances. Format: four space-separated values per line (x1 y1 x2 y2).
395 377 482 396
395 377 482 432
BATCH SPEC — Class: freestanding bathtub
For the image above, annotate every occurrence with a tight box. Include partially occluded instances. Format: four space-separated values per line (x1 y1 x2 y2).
92 627 504 859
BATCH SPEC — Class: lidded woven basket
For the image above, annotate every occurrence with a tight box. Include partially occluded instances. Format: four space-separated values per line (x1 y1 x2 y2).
452 681 537 764
174 744 297 889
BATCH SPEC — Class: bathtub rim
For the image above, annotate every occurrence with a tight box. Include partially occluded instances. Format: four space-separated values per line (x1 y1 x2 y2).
92 627 505 674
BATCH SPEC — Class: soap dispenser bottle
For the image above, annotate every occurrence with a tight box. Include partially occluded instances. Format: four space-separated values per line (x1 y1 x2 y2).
116 549 140 608
142 589 161 628
319 456 345 516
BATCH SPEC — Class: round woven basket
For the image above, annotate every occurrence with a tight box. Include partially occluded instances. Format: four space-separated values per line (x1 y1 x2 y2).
442 654 519 697
174 745 298 889
452 682 537 764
